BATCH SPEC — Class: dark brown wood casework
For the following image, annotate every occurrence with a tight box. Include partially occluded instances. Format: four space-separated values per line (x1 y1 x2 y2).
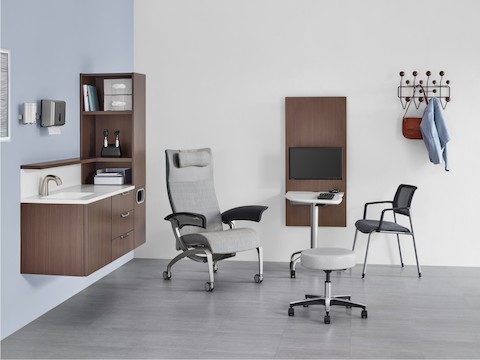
285 97 347 227
21 199 112 276
80 73 146 247
21 192 136 276
20 73 146 276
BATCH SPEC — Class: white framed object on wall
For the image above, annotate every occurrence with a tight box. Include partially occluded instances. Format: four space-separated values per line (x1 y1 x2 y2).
1 49 11 142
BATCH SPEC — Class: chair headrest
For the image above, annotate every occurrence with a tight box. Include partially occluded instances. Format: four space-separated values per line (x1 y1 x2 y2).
177 149 211 168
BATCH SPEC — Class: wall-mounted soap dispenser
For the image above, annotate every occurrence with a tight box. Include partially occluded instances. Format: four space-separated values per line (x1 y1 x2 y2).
40 100 66 127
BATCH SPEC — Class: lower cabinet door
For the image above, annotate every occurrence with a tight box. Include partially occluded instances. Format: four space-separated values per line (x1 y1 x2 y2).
85 197 112 275
112 230 135 260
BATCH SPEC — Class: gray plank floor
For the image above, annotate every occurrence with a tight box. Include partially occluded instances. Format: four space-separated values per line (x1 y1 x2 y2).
2 258 480 359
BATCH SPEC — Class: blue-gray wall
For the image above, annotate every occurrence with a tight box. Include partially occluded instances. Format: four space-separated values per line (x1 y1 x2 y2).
1 0 133 339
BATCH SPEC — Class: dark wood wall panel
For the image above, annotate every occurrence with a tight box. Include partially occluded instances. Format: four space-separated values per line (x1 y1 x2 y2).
285 97 347 227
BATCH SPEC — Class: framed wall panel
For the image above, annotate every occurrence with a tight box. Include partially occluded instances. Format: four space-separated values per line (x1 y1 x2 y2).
285 97 347 227
1 49 11 142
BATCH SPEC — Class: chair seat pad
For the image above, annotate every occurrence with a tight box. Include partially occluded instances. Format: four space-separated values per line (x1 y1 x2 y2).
355 219 410 234
182 228 260 254
301 248 356 271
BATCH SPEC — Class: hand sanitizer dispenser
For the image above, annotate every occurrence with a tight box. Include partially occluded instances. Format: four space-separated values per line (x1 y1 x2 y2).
41 100 66 127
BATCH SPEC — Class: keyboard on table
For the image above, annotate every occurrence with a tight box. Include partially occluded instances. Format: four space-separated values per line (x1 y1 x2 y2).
317 192 335 200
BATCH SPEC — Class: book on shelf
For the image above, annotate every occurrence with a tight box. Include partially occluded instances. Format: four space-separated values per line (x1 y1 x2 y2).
89 85 100 111
82 85 100 111
82 84 90 111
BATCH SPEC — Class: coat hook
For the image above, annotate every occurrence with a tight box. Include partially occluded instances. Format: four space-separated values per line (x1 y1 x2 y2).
398 70 451 109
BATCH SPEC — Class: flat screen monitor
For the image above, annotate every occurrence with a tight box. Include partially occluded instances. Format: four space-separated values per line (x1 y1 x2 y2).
289 147 342 180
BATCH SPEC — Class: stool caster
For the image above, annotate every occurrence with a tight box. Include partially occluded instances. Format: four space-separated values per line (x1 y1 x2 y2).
254 274 263 283
163 271 171 280
288 307 295 317
290 270 296 278
361 309 368 318
324 314 331 324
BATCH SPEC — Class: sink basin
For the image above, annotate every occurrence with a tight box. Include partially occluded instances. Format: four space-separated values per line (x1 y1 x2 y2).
43 192 94 200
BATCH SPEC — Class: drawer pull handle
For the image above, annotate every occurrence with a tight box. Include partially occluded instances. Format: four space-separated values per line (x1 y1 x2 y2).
120 232 130 239
121 191 131 196
121 211 131 218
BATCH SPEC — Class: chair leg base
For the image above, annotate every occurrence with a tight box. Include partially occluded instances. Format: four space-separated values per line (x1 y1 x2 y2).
164 247 263 291
289 251 302 278
289 295 367 323
289 272 367 323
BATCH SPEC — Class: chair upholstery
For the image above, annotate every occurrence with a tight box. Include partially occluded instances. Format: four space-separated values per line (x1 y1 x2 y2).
352 184 421 278
355 219 410 234
164 148 267 291
301 248 356 271
182 228 259 254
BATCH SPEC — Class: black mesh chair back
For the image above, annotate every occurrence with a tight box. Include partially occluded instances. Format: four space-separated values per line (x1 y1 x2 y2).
393 184 417 216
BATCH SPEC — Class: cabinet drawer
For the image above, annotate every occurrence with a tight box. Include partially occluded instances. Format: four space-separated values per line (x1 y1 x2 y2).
112 209 134 239
112 190 134 213
112 231 134 260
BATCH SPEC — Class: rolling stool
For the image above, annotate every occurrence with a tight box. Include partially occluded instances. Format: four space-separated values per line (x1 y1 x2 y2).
288 248 367 324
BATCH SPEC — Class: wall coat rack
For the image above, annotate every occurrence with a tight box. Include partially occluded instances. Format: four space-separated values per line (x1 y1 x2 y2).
398 71 451 109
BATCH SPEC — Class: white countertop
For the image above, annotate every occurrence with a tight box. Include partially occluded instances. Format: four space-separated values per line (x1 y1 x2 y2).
285 191 344 205
21 184 135 205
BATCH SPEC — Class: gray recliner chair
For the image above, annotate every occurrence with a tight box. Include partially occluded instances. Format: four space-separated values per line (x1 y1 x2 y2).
164 148 268 291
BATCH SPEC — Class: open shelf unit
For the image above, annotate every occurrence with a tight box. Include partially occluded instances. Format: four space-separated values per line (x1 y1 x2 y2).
80 72 146 247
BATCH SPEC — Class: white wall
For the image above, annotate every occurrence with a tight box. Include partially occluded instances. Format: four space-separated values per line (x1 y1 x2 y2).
134 0 480 268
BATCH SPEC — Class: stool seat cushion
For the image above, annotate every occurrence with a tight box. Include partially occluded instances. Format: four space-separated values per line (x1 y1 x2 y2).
301 248 356 271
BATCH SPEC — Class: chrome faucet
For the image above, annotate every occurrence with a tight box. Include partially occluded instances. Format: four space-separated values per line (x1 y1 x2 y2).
40 175 62 196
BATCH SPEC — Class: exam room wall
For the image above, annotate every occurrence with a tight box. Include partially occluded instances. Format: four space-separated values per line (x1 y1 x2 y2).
135 0 480 268
0 0 134 340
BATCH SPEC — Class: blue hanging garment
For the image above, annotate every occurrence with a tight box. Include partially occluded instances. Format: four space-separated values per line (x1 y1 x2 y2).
420 97 450 171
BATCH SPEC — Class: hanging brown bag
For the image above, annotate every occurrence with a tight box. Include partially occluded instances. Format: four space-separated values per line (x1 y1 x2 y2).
402 117 423 139
402 85 428 140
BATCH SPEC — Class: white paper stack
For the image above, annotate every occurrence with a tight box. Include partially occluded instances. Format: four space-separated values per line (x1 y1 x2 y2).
94 171 124 185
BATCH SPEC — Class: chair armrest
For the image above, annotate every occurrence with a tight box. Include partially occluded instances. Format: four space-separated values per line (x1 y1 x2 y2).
378 207 410 231
363 200 393 219
221 206 268 224
164 212 206 229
